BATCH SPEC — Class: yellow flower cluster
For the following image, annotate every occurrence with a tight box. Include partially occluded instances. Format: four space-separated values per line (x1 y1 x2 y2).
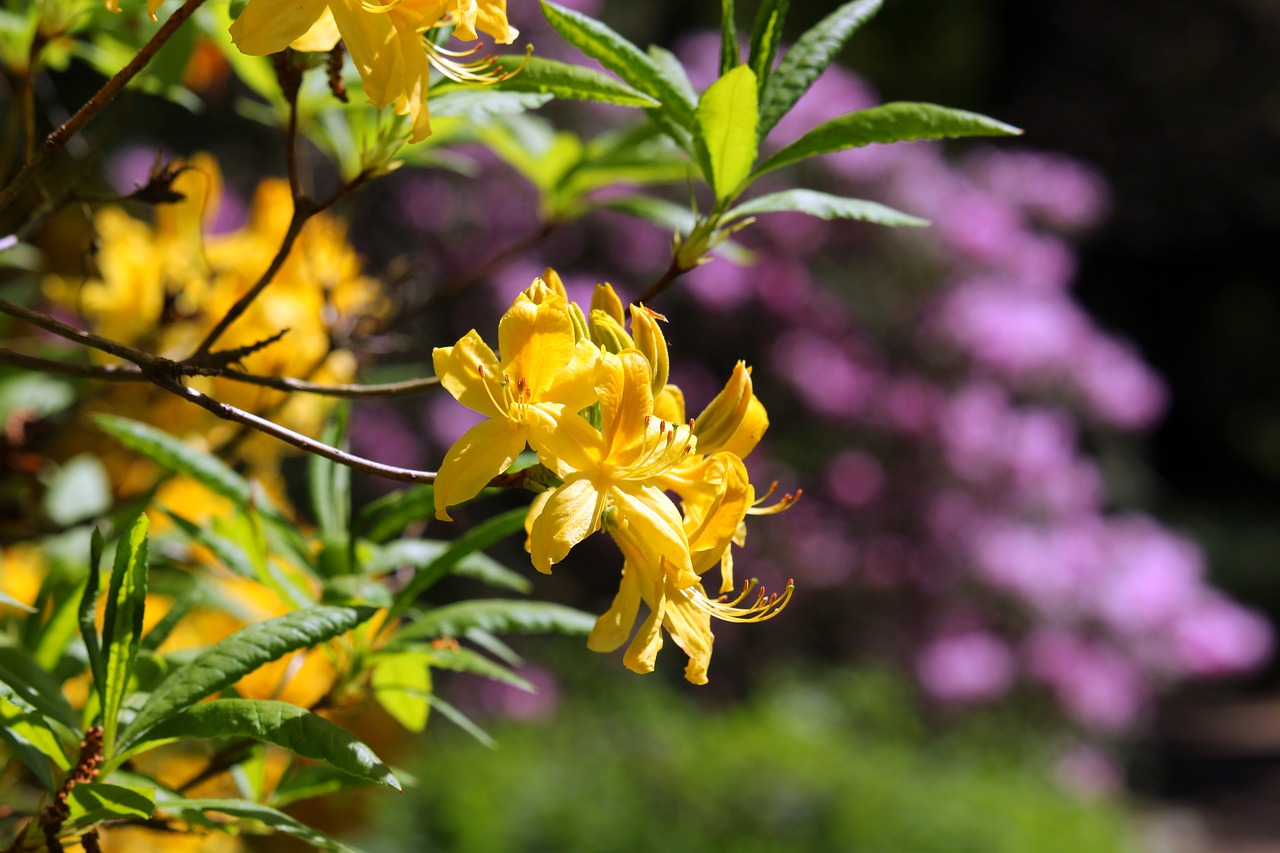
43 153 384 486
433 273 794 683
228 0 518 142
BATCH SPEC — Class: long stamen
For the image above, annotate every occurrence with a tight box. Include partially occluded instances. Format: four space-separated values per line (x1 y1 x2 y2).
685 577 794 623
477 365 510 414
749 487 802 515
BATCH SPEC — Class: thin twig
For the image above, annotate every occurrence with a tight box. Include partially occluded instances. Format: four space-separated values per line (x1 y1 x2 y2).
150 376 437 484
636 255 688 304
0 0 209 216
0 296 152 364
0 346 440 398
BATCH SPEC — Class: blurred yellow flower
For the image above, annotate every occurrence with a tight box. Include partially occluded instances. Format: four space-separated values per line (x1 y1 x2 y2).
229 0 519 142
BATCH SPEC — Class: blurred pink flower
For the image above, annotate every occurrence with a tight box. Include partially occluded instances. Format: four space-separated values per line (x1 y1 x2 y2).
917 630 1016 703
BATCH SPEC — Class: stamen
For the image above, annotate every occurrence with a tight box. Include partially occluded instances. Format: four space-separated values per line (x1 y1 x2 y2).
750 486 802 515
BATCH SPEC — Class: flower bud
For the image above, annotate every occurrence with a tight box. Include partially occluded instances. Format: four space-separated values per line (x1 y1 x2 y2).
629 304 669 396
591 282 626 325
589 309 633 354
693 361 758 455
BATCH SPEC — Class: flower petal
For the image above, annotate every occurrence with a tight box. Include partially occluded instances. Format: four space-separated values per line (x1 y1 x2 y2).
433 330 504 419
290 9 341 52
528 403 603 477
433 417 526 521
328 0 401 107
543 339 603 414
623 597 664 675
229 0 329 56
599 350 654 459
497 294 576 398
664 583 714 685
529 476 602 572
613 483 693 581
587 560 642 653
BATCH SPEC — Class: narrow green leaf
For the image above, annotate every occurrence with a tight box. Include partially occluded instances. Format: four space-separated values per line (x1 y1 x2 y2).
0 692 65 791
81 528 104 697
385 506 528 624
758 0 883 138
694 64 759 202
755 101 1023 177
368 539 531 593
419 646 535 692
308 404 350 534
137 699 399 790
141 592 198 652
429 88 553 119
748 0 790 87
601 195 698 234
357 484 434 543
165 798 363 853
118 606 373 751
646 46 698 111
427 694 496 749
0 638 79 729
719 0 738 78
94 415 251 506
101 514 149 757
393 600 596 646
539 1 696 126
371 652 432 733
64 783 154 829
269 764 372 809
33 581 84 671
489 55 658 107
723 189 929 227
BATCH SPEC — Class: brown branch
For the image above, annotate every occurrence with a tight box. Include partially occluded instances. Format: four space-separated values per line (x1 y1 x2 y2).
0 345 440 398
636 255 691 304
149 376 437 484
0 0 209 216
0 296 153 364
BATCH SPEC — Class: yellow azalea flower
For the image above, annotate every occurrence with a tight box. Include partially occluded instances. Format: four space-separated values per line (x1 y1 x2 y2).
589 453 791 684
229 0 518 142
526 349 695 579
432 280 599 521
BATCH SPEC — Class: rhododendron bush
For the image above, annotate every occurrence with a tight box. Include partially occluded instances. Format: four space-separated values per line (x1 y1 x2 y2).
0 0 1268 849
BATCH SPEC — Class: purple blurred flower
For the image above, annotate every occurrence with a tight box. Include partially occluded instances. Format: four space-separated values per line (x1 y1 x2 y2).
772 331 879 419
826 450 885 509
1173 596 1273 677
967 149 1111 232
917 630 1016 703
1070 336 1168 430
1027 630 1149 731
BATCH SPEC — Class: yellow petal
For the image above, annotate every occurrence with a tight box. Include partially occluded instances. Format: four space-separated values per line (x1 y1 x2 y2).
328 0 400 107
497 294 576 398
543 339 602 415
653 384 686 424
612 483 693 581
147 0 164 21
475 0 518 44
662 583 714 684
433 417 526 521
529 476 602 572
693 361 755 455
587 561 642 653
718 394 769 459
290 9 341 52
528 403 602 477
591 282 625 325
623 599 664 675
598 350 654 459
432 330 504 419
522 489 551 554
229 0 329 56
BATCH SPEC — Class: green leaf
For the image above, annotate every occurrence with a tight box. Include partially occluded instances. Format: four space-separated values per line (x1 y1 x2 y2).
748 0 790 88
101 514 149 757
0 372 74 422
0 637 79 729
137 699 399 790
758 0 883 138
309 404 351 535
393 600 596 646
161 511 255 580
0 689 67 791
723 189 929 227
118 606 374 751
385 506 529 624
371 652 432 733
33 578 84 671
418 646 535 693
489 55 658 107
141 592 198 653
429 88 553 119
720 0 739 77
427 694 496 749
539 1 696 126
321 575 393 608
601 195 698 234
164 798 363 853
645 46 698 111
368 539 532 593
94 415 252 506
755 101 1022 177
81 528 104 696
694 64 759 202
269 764 372 809
65 783 154 829
357 484 434 543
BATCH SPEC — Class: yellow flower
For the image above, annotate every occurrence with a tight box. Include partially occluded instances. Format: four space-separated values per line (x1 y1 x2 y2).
526 349 695 579
432 280 600 521
589 453 791 684
229 0 518 142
